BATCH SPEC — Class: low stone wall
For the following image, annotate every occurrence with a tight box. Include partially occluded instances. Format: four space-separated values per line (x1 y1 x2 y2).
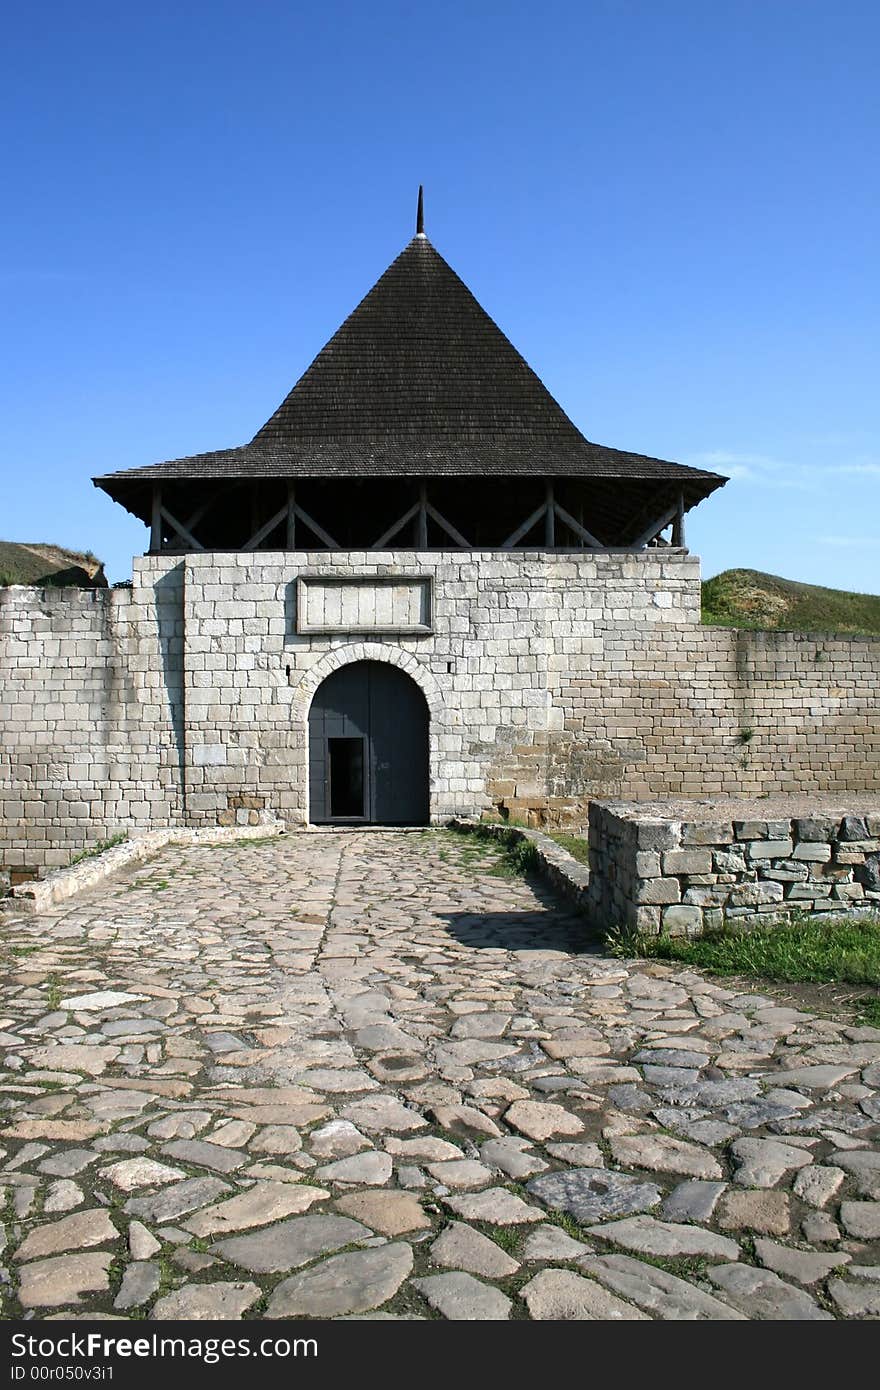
449 818 590 916
588 797 880 935
0 819 284 914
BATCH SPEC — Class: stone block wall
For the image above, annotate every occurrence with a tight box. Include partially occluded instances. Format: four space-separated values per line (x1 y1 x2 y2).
2 545 879 874
588 798 880 934
179 549 699 828
0 560 184 875
495 627 880 826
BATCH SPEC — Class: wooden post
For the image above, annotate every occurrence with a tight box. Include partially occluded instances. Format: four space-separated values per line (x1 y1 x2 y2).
150 487 162 552
417 482 428 549
672 491 685 548
286 483 296 550
544 480 555 547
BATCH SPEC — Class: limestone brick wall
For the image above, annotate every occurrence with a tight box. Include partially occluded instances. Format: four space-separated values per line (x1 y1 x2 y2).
587 799 880 934
178 550 699 828
0 560 183 875
2 546 879 875
495 626 880 825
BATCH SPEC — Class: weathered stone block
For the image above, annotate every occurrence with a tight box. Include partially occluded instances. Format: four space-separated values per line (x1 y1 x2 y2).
662 905 703 935
734 820 791 840
633 906 662 934
634 878 681 905
681 822 734 845
794 817 839 841
634 852 661 877
713 849 747 873
662 849 713 875
762 863 809 882
855 855 880 891
835 847 866 864
787 882 832 899
839 815 870 842
832 883 864 901
747 840 794 859
634 821 680 851
791 842 832 862
728 881 784 907
683 885 730 907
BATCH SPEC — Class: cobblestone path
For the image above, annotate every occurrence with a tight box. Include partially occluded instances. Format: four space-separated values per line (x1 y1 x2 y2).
1 830 878 1320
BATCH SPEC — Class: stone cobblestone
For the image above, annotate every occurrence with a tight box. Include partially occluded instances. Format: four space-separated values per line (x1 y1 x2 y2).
0 829 878 1320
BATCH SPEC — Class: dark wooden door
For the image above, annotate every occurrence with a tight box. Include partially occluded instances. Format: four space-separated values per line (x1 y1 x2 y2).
308 661 429 825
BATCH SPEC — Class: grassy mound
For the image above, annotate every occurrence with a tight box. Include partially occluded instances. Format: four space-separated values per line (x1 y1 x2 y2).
701 568 880 635
0 541 105 588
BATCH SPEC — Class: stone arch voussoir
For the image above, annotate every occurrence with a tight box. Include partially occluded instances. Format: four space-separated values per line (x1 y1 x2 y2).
293 642 444 722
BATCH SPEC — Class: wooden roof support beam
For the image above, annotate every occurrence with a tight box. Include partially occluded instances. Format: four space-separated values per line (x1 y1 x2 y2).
160 505 205 551
425 501 470 548
622 483 674 547
502 499 549 548
150 486 162 552
286 483 296 549
631 500 681 550
372 501 420 548
417 482 428 549
672 490 685 548
183 484 241 536
292 501 339 549
552 499 602 548
244 503 289 551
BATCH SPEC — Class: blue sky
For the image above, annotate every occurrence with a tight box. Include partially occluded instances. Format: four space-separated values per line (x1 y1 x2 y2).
1 1 878 588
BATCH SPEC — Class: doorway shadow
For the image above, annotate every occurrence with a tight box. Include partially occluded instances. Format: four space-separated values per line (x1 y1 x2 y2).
438 908 604 956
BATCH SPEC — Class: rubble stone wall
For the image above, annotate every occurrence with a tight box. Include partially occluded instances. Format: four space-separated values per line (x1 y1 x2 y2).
587 799 880 934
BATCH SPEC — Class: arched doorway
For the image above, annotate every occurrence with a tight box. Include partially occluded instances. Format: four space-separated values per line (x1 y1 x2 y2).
308 661 429 825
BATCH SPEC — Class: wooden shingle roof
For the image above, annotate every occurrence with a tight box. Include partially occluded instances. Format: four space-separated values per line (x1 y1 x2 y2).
94 232 726 499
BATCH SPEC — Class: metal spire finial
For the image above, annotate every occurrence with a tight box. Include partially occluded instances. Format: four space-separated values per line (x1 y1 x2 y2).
416 185 425 235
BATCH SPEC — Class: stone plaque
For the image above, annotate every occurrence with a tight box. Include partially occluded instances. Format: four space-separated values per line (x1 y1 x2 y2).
296 575 432 635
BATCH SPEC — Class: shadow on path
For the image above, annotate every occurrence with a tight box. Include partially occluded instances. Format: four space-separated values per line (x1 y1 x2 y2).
439 909 604 955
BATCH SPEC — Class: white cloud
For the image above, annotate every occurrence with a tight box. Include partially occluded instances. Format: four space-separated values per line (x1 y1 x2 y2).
685 451 817 490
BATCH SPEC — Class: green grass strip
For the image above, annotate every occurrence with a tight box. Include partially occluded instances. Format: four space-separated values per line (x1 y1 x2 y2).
609 914 880 988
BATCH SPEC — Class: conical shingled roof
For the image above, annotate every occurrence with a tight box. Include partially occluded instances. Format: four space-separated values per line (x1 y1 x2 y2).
94 230 726 500
252 235 586 446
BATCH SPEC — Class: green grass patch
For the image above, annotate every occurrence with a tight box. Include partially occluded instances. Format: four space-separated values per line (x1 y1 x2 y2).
0 540 104 587
543 1208 588 1242
68 832 127 868
546 832 589 865
608 913 880 989
476 1223 522 1255
470 815 589 867
856 996 880 1027
449 823 540 878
